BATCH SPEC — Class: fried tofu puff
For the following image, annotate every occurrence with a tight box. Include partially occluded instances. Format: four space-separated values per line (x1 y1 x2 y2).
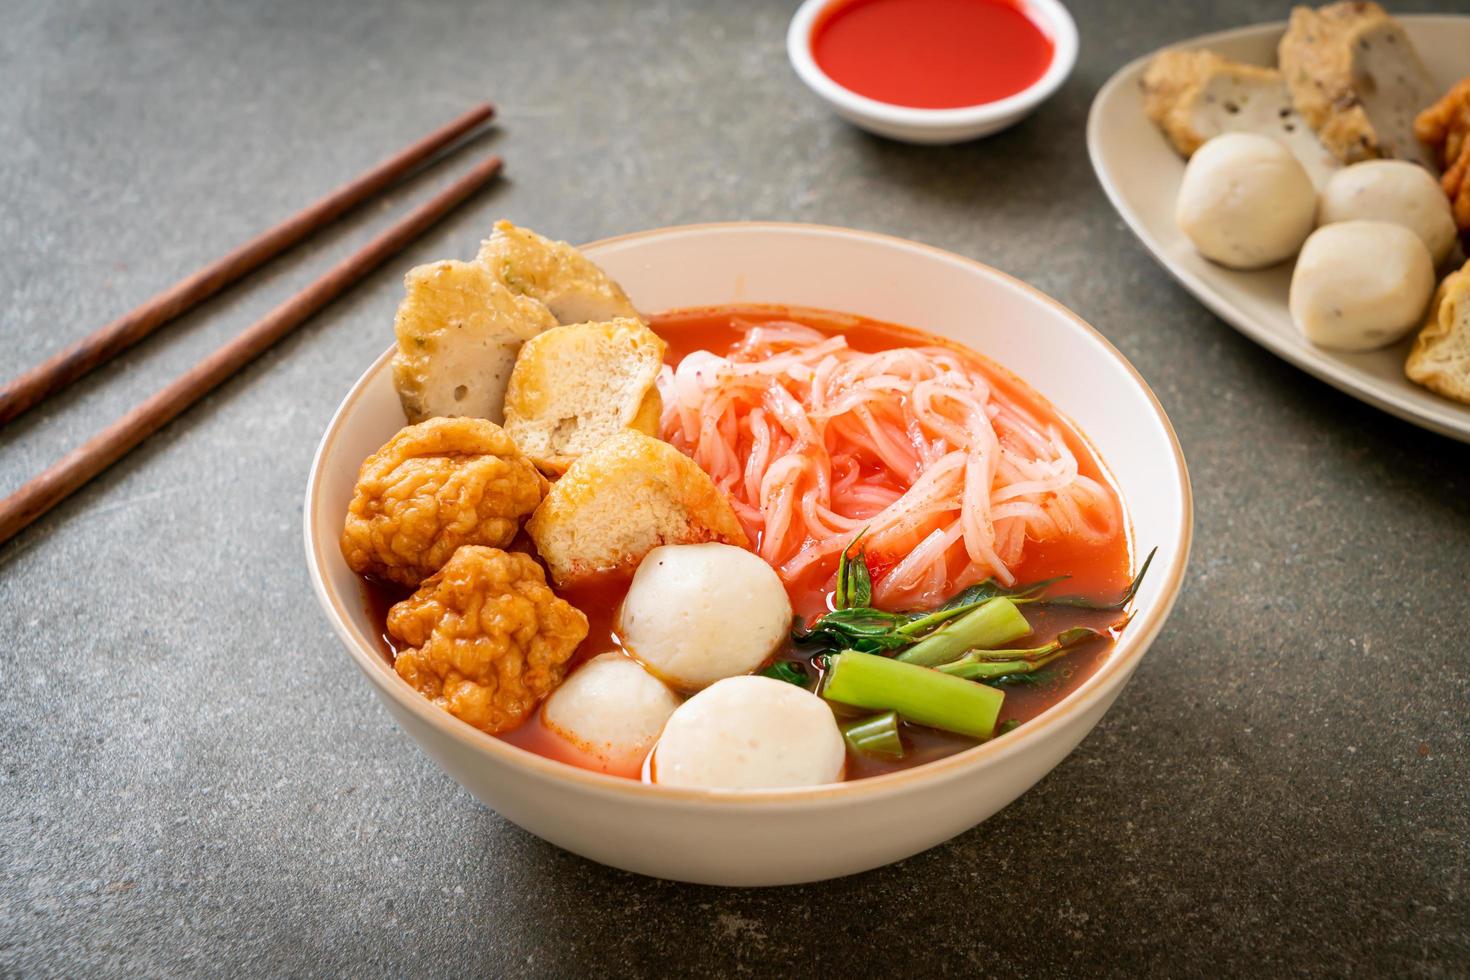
341 417 546 586
477 221 642 325
527 430 749 587
1406 259 1470 404
388 547 588 734
502 318 666 474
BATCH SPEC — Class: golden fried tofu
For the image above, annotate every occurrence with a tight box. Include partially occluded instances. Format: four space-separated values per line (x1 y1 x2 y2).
341 417 546 586
1406 260 1470 405
1278 2 1439 168
526 430 748 586
392 260 557 424
476 221 641 325
502 318 666 475
1141 48 1340 186
388 546 589 734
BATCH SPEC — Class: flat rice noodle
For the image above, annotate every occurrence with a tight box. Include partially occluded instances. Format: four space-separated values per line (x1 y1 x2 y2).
659 324 1119 609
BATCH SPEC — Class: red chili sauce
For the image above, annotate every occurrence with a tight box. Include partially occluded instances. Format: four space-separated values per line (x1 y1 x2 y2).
811 0 1054 109
362 306 1132 782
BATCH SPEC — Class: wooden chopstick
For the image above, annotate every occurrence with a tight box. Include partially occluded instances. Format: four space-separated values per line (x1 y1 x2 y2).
0 153 504 547
0 102 495 426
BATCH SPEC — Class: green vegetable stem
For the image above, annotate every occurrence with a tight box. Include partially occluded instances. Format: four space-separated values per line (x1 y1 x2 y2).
840 711 905 758
894 597 1031 667
933 626 1109 680
794 536 1154 660
823 651 1004 741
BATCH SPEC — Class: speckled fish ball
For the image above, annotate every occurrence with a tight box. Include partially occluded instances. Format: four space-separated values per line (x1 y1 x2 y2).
1175 132 1317 269
1289 220 1435 352
541 653 681 773
619 543 792 691
1318 160 1458 267
651 676 846 790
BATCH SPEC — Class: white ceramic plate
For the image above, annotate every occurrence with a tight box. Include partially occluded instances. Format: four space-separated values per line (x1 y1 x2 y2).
305 223 1192 885
1087 15 1470 443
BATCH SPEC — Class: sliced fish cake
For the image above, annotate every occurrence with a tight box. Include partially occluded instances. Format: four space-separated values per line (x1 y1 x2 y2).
1278 1 1439 169
1143 48 1340 187
391 260 556 424
477 220 641 325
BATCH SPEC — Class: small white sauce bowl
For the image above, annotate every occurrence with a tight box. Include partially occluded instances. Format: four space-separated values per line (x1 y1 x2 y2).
305 223 1191 886
787 0 1078 144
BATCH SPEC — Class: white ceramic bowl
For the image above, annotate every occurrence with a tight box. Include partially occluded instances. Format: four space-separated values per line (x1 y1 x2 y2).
786 0 1078 144
304 223 1191 886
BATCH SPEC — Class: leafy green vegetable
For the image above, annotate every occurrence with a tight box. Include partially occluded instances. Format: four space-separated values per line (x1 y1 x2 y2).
794 534 1156 661
841 711 905 758
1031 548 1158 611
793 534 1153 737
922 546 1157 615
987 668 1058 687
791 608 914 655
931 575 1064 614
848 550 872 609
834 539 852 610
933 627 1110 681
833 530 872 610
760 661 808 686
895 597 1031 667
997 719 1021 736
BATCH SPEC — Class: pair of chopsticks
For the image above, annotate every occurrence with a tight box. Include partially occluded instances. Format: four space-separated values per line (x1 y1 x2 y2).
0 104 504 547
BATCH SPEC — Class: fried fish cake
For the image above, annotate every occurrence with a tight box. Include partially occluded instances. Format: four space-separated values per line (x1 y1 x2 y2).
476 221 641 325
391 260 556 424
341 417 546 586
1277 2 1438 168
388 546 589 734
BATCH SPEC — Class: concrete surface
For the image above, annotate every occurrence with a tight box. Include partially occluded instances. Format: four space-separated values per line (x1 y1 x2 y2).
2 0 1467 975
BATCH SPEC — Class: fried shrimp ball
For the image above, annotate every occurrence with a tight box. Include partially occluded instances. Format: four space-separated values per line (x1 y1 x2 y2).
388 546 589 734
341 416 546 586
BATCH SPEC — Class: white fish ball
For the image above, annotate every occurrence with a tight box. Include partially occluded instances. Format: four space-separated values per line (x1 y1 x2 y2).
542 653 681 773
652 676 846 790
619 543 791 691
1176 133 1317 269
1289 220 1435 352
1318 160 1457 267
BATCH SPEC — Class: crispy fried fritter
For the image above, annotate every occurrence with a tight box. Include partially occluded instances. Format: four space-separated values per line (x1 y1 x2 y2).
1415 78 1470 235
341 417 546 586
388 546 589 734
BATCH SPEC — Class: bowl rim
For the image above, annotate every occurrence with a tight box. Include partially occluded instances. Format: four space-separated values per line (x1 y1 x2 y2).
304 220 1193 806
785 0 1079 129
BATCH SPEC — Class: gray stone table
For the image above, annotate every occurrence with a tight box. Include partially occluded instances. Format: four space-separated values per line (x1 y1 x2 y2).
3 0 1467 975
